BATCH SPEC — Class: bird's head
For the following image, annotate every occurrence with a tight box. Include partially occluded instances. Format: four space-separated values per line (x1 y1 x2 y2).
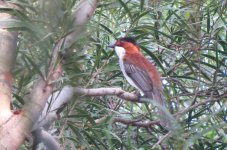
108 37 140 56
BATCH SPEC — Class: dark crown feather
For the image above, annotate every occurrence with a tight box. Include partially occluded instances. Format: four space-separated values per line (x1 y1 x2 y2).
119 37 137 45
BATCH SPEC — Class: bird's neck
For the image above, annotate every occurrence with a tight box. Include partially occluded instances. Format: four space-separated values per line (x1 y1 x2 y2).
114 46 126 59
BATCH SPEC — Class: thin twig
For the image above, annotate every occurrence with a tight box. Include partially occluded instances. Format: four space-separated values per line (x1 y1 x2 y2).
152 131 172 149
113 117 160 127
174 92 227 117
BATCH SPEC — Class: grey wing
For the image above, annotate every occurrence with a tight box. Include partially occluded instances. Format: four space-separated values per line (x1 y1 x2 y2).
124 61 153 93
124 61 170 128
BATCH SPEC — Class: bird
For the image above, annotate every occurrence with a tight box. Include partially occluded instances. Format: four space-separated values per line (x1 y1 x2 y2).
108 37 170 128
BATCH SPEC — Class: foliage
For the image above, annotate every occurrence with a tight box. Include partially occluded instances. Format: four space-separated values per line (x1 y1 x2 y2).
7 0 227 149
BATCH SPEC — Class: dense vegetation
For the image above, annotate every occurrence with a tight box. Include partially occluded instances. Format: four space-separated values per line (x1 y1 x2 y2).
1 0 226 149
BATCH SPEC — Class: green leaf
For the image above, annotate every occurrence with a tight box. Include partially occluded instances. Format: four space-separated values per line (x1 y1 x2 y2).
140 0 145 11
181 55 196 78
191 62 212 82
118 0 132 19
170 75 198 81
13 93 24 105
99 23 113 34
20 52 45 80
104 129 122 143
207 8 210 33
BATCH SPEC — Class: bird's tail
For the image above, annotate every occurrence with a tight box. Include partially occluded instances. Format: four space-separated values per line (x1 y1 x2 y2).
144 88 172 129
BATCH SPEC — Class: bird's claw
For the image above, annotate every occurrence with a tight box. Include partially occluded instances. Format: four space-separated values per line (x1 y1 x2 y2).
134 91 144 102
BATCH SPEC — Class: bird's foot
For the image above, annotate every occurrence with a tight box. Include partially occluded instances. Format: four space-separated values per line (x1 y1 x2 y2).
134 91 146 103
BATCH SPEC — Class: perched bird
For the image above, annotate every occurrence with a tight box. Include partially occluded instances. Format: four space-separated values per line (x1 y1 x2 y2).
108 37 170 128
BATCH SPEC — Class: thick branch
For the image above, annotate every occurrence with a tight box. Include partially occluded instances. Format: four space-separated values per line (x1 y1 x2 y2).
63 0 97 48
36 87 227 130
25 0 97 145
0 12 17 118
32 129 60 150
30 1 98 149
75 87 139 102
0 1 18 149
32 86 74 131
33 87 138 131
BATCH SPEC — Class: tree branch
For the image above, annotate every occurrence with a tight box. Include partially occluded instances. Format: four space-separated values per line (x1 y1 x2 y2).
30 1 98 149
0 0 98 148
174 91 227 118
74 87 139 102
0 1 19 149
32 129 60 150
0 9 17 121
152 131 172 149
63 0 97 48
113 117 160 128
36 86 227 131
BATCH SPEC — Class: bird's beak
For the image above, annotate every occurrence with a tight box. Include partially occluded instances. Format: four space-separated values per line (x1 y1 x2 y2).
107 44 115 48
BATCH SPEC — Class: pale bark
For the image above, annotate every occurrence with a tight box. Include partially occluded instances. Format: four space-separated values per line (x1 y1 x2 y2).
32 129 60 150
30 0 97 149
0 0 98 149
0 1 18 149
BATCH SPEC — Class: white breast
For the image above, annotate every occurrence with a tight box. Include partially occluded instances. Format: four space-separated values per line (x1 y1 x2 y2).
114 46 144 96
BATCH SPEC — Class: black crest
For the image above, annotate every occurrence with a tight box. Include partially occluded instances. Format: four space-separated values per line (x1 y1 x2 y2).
120 37 137 45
